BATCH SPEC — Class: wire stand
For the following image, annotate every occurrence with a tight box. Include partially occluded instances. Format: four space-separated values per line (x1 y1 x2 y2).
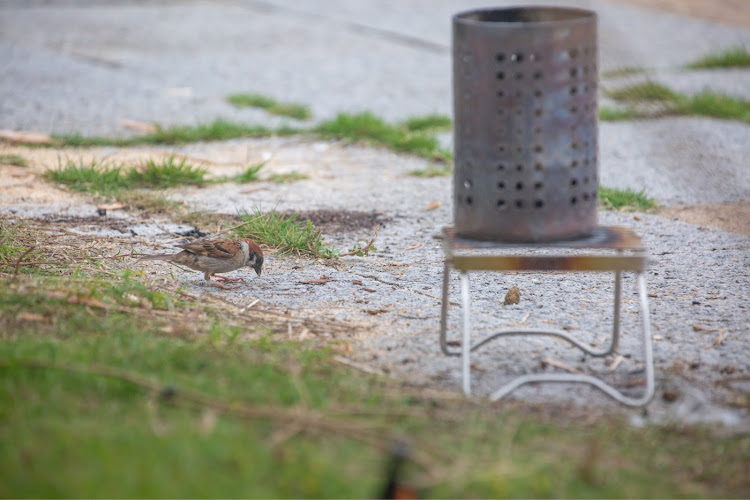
438 226 654 407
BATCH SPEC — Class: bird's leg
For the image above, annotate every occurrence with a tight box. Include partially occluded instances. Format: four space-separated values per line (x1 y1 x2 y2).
214 274 245 283
208 280 235 290
203 272 239 290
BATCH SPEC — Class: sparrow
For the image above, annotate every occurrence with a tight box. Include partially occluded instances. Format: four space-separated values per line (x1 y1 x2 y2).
138 238 263 289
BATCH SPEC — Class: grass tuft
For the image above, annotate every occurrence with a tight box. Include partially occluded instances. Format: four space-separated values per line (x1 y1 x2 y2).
605 81 680 103
232 163 266 183
235 208 337 257
45 156 208 196
126 157 208 189
601 66 647 79
675 90 750 122
54 119 275 147
267 171 309 184
44 158 126 196
599 186 656 211
408 166 452 178
686 46 750 69
400 114 452 132
0 154 29 167
226 93 312 120
604 82 750 124
145 119 274 144
598 106 647 121
315 112 451 162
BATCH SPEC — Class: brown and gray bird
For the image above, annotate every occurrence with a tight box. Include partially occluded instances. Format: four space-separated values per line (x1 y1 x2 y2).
138 238 263 289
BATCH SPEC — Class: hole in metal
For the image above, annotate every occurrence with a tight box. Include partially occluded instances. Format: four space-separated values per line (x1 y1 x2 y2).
534 200 544 208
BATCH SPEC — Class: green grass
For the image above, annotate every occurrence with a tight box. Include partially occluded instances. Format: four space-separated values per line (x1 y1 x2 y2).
226 93 312 120
44 157 208 196
400 114 452 132
675 90 750 122
605 81 750 124
599 186 656 211
686 46 750 69
315 112 451 162
44 158 128 196
408 166 452 178
605 81 681 103
48 112 452 162
267 171 310 184
0 153 28 167
1 265 750 498
231 163 266 183
235 208 338 257
126 157 208 189
600 66 647 79
599 106 648 121
142 119 274 144
55 119 276 147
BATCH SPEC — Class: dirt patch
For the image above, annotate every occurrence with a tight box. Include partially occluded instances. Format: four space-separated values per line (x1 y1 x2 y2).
611 0 750 29
284 209 390 235
656 201 750 236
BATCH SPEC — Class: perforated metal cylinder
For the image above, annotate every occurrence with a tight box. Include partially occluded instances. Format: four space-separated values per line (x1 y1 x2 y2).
453 7 599 242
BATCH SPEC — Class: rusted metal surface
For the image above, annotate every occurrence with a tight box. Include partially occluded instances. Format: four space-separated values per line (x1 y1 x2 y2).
453 7 599 242
440 225 647 272
449 254 647 272
442 225 644 251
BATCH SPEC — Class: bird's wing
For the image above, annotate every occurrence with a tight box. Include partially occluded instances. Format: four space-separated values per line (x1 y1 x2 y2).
176 239 241 259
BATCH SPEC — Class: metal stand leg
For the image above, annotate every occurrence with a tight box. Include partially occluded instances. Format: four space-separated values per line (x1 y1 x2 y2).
461 272 471 395
439 260 454 356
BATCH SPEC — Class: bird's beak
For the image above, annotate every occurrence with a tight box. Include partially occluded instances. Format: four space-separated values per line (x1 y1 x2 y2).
254 263 262 277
